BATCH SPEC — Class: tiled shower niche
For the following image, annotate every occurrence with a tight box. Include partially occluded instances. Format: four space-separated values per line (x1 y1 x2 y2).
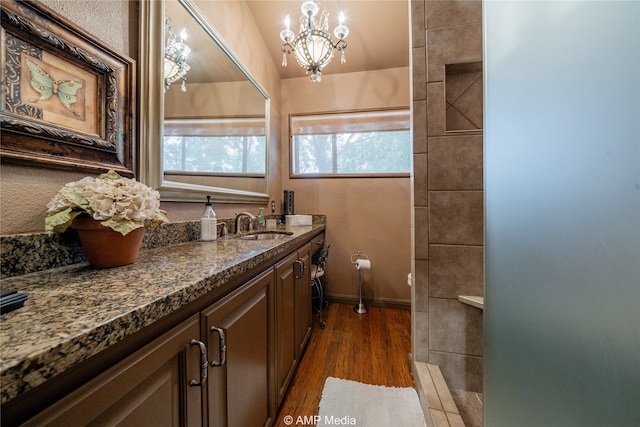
445 61 483 132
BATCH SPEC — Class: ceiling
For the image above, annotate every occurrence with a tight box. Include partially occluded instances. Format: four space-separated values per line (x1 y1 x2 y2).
246 0 410 80
165 0 410 84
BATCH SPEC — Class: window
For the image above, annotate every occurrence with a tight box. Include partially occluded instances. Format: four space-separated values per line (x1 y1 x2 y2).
163 118 266 175
290 109 411 177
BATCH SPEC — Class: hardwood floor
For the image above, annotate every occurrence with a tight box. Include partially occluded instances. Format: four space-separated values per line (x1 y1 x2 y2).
273 303 413 427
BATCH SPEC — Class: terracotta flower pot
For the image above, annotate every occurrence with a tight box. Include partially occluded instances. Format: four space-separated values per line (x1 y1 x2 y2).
72 215 145 268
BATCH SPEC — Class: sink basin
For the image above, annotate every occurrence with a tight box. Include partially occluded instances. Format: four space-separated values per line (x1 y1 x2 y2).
238 231 293 240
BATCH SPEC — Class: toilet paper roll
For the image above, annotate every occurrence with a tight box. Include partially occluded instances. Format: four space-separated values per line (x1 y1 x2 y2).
355 259 371 270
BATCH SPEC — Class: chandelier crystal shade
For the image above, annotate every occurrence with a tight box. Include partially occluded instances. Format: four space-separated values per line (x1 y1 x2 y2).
164 18 191 92
280 0 349 82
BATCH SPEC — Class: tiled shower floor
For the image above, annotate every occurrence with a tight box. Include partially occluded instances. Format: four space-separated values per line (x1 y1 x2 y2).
451 390 483 427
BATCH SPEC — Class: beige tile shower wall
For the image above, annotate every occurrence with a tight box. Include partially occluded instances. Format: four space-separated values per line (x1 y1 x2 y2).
281 68 412 306
412 0 484 393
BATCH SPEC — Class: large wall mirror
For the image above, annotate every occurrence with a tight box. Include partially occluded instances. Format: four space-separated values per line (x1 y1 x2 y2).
138 0 270 203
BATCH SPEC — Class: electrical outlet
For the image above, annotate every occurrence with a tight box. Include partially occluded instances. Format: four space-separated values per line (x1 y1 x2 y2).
271 200 276 213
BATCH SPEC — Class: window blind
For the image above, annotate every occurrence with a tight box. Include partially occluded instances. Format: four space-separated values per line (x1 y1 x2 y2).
290 110 410 136
164 117 265 137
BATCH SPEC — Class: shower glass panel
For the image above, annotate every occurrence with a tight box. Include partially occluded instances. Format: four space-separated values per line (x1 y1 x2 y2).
483 1 640 426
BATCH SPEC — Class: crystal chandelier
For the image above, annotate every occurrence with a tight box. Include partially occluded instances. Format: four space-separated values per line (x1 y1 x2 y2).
164 18 191 92
280 0 349 82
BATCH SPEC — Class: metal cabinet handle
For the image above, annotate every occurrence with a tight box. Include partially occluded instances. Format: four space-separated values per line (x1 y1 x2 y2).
189 339 208 386
295 259 305 279
210 326 227 367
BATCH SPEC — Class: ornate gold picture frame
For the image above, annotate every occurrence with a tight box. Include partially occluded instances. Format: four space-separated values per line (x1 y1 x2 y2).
0 0 135 175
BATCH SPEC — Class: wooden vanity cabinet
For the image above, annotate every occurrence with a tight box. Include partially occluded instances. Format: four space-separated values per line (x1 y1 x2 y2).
274 243 312 406
21 269 278 427
202 268 274 427
22 315 204 427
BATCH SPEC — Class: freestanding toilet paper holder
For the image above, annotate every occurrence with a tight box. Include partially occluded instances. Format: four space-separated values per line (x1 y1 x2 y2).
351 252 370 314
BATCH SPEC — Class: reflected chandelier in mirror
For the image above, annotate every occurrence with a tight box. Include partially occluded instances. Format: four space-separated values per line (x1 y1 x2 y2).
164 17 191 92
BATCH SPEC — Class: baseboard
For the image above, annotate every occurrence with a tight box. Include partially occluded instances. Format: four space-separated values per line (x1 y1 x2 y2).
325 295 411 311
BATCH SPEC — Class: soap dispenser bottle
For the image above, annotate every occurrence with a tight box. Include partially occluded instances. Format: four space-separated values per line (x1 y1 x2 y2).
201 196 217 241
257 207 265 230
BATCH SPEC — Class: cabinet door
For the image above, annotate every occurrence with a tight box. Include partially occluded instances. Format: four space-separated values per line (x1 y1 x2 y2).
274 251 298 405
295 243 312 357
203 269 273 427
23 315 203 427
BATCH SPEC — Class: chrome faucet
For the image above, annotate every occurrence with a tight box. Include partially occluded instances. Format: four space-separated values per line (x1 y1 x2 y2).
234 212 256 234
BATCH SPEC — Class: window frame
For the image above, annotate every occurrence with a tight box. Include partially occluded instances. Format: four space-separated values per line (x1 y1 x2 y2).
288 108 412 179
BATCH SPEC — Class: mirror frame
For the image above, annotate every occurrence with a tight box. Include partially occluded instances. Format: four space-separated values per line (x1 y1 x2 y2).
138 0 270 203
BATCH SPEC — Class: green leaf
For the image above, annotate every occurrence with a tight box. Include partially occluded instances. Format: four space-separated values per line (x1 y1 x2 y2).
150 210 169 229
45 209 82 234
101 218 144 236
59 187 91 211
99 170 123 180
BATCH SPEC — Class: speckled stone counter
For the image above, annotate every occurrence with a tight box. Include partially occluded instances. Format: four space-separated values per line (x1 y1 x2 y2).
0 223 325 404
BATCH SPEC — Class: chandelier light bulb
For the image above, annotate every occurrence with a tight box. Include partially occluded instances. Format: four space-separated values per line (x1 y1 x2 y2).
334 24 349 40
300 0 319 18
280 29 295 43
280 14 295 43
335 11 348 39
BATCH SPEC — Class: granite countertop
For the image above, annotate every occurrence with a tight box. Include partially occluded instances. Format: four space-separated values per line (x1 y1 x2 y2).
0 224 324 404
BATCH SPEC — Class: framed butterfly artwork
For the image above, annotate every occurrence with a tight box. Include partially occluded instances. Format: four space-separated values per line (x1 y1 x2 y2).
0 0 135 176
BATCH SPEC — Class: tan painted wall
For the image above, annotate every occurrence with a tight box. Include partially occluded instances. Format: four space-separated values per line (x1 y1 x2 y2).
281 68 412 305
